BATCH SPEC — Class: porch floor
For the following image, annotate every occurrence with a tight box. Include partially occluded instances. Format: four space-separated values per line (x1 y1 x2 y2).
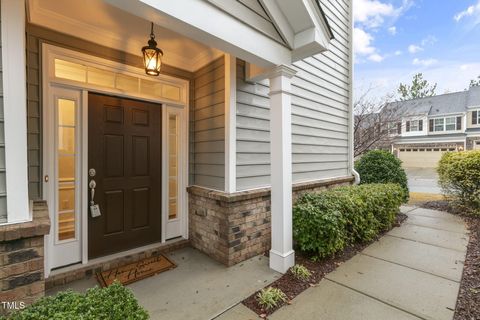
46 247 280 320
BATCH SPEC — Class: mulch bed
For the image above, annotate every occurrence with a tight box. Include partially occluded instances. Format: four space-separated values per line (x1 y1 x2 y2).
242 213 408 317
418 201 480 320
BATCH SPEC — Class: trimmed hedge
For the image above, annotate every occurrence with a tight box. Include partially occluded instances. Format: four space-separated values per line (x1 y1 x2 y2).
293 184 404 258
355 150 409 202
438 150 480 215
3 282 149 320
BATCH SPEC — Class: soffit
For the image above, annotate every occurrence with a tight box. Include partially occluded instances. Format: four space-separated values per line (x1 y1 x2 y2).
27 0 224 72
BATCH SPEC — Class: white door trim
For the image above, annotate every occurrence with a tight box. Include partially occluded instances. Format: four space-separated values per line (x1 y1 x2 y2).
42 44 189 276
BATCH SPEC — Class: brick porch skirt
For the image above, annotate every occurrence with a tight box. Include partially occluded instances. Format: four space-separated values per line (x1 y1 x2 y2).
187 176 355 267
0 201 50 315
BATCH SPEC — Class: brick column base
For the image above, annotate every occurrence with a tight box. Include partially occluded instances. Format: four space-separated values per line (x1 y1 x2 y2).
0 201 50 315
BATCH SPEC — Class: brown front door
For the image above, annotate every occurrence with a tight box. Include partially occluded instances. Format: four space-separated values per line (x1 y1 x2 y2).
88 93 162 258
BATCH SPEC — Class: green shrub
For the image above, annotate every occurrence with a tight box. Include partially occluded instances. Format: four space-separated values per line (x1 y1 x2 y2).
293 184 404 258
355 150 409 202
256 287 287 310
438 151 480 215
290 264 312 281
4 282 149 320
293 193 348 258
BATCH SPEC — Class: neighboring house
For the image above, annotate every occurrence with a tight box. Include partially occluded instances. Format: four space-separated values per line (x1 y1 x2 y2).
385 86 480 168
0 0 354 305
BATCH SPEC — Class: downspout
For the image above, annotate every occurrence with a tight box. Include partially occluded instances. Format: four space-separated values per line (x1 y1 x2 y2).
347 1 360 185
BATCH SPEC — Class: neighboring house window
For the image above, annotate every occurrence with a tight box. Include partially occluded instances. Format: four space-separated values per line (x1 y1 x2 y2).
431 116 462 132
406 120 422 132
388 122 401 135
434 118 444 131
473 110 479 125
445 117 456 131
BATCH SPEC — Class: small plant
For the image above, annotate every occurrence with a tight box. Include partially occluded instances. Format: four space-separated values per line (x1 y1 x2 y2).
256 287 287 310
290 264 312 281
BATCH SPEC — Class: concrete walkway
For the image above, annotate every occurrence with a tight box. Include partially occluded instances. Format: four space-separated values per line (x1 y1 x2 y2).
218 206 469 320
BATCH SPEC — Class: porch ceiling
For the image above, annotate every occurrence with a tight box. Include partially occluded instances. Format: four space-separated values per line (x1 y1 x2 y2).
27 0 224 72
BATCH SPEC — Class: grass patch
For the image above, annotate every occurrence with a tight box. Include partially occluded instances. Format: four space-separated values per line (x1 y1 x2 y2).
409 192 444 205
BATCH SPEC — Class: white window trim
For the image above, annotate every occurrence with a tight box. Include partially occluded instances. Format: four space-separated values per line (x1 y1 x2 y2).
1 0 31 224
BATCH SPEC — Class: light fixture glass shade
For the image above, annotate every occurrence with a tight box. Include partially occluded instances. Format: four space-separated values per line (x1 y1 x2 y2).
142 23 163 76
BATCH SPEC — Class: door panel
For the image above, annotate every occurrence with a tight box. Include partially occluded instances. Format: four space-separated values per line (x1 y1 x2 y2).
88 94 162 258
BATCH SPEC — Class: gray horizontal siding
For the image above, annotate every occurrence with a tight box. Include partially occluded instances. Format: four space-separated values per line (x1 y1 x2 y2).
193 57 225 190
235 0 352 190
236 61 271 190
0 12 7 223
291 0 351 182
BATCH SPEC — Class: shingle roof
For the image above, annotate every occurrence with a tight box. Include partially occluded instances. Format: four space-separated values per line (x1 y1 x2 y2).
385 86 480 117
467 85 480 107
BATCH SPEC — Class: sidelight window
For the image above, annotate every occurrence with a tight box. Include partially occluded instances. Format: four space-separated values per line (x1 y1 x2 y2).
168 114 179 220
57 98 77 241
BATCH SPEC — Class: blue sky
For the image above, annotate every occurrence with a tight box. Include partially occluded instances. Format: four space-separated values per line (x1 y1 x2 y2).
353 0 480 100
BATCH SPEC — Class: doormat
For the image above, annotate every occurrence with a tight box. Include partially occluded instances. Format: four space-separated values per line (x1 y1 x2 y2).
96 254 176 287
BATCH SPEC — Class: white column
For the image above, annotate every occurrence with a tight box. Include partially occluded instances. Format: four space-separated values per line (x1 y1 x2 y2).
1 0 31 223
268 65 296 273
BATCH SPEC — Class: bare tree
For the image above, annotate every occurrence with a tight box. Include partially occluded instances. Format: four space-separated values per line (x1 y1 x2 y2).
354 90 400 157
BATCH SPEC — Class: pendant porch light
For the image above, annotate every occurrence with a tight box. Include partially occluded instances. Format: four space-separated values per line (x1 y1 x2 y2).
142 22 163 76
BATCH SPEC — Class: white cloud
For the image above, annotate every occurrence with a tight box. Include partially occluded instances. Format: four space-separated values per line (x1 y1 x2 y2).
354 27 375 55
421 35 438 46
394 50 402 56
388 26 397 35
353 0 395 28
454 1 480 23
408 44 423 53
369 54 384 62
412 58 438 67
407 36 437 54
353 0 414 29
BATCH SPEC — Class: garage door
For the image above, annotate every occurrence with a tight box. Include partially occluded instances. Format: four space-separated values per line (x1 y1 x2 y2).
398 147 456 168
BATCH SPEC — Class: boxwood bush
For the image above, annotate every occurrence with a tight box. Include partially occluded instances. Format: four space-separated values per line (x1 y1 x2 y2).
3 282 149 320
293 184 404 258
354 150 409 202
438 150 480 215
